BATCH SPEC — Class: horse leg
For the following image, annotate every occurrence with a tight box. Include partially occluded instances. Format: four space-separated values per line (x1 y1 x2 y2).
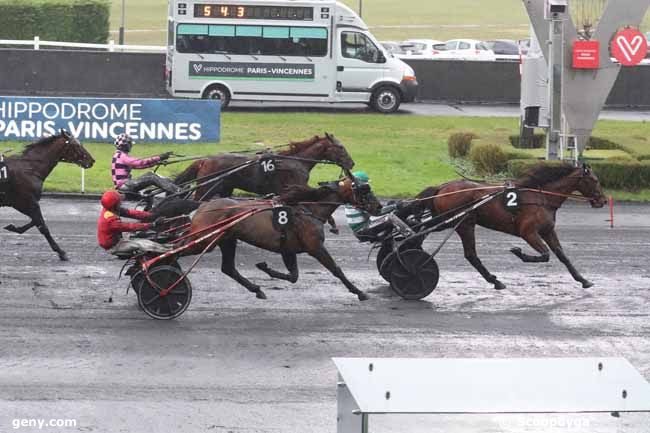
309 245 368 301
456 221 506 290
510 230 551 263
327 216 339 235
256 253 299 283
541 229 593 288
4 220 36 234
30 206 68 261
218 238 267 299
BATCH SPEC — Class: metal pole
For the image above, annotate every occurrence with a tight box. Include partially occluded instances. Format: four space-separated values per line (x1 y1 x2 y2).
358 0 362 17
546 18 563 160
119 0 125 45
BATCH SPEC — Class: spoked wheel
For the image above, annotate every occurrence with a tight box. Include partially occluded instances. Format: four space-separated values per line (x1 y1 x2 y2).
376 242 393 280
377 240 424 282
389 249 439 300
137 264 192 320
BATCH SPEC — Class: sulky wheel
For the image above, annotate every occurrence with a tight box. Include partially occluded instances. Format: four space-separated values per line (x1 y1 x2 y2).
376 242 393 278
377 241 424 283
389 249 439 300
136 265 192 320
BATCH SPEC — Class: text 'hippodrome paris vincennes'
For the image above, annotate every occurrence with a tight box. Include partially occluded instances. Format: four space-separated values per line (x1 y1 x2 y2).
0 101 203 141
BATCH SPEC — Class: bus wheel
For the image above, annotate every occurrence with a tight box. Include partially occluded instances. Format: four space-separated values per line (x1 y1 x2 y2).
203 85 231 109
370 86 401 114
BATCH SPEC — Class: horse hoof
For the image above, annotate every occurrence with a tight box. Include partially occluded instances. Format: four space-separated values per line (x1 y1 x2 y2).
4 224 17 233
510 247 522 256
255 262 268 271
329 227 340 235
494 281 506 291
255 290 267 300
357 292 369 301
582 280 594 289
59 253 69 262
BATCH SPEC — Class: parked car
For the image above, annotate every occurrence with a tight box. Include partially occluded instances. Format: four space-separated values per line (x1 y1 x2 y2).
380 41 406 57
398 39 443 59
485 39 520 61
431 39 496 61
517 39 531 56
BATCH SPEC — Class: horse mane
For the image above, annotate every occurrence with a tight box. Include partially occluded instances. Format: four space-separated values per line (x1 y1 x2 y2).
277 135 321 156
17 134 60 157
515 163 577 188
278 183 336 204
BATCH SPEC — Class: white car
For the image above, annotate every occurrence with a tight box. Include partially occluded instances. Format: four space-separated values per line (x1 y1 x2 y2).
398 39 443 59
431 39 496 61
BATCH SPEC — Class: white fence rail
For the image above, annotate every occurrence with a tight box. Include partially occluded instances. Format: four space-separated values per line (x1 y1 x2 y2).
0 36 166 52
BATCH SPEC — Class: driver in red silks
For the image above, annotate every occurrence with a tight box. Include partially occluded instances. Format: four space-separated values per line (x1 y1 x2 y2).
97 190 168 255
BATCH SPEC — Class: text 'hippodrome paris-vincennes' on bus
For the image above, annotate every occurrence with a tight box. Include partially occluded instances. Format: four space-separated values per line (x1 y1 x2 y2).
0 101 202 140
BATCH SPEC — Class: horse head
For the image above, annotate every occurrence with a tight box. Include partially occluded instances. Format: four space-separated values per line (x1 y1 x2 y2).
320 133 354 170
58 129 95 169
576 163 606 208
338 169 381 215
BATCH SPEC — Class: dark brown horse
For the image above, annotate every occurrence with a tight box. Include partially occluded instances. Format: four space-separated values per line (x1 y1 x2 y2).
187 174 381 301
412 163 607 290
174 133 354 200
0 130 95 260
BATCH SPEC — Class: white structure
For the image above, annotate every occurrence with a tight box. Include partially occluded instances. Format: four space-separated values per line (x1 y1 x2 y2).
165 0 417 112
334 357 650 433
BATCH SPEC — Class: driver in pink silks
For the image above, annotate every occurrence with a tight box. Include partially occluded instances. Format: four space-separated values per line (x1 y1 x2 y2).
111 133 181 195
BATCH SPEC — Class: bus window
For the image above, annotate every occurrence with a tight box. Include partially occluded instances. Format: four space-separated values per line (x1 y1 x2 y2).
176 24 327 57
341 32 380 63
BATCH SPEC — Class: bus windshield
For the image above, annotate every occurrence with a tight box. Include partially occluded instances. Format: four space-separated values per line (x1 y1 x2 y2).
176 24 328 57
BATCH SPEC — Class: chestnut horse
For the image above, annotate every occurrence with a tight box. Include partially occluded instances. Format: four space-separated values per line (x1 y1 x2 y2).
187 174 381 301
173 133 354 200
411 163 607 290
0 130 95 260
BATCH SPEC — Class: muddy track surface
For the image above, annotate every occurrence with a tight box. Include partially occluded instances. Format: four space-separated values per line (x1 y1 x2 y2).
1 199 649 433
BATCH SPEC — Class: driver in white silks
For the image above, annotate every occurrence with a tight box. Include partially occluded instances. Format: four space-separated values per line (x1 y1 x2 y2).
344 171 415 242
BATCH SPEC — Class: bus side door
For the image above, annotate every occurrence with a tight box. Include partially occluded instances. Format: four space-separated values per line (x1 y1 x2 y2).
335 30 386 101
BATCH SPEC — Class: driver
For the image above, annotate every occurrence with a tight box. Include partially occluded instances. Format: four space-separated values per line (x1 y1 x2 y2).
111 133 181 195
344 171 415 242
97 190 168 255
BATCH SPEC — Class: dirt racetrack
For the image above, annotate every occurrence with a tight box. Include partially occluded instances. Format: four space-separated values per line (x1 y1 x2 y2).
1 198 649 433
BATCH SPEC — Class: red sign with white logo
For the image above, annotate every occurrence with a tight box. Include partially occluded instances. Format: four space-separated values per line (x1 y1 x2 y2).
573 40 600 69
611 27 648 66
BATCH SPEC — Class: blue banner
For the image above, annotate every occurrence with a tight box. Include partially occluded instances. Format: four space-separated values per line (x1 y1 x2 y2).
0 96 220 143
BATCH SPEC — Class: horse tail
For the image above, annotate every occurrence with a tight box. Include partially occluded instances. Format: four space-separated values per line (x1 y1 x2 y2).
174 160 203 185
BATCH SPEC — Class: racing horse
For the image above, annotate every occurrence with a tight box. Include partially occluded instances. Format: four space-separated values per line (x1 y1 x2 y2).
0 130 95 261
410 163 607 290
187 173 381 301
173 133 355 200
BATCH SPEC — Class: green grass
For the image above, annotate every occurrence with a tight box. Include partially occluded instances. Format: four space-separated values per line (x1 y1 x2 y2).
5 113 650 200
109 0 650 45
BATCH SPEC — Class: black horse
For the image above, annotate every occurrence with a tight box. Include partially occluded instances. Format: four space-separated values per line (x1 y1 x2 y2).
0 130 95 261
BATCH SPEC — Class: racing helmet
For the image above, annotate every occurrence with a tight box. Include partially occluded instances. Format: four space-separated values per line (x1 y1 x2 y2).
352 171 370 184
114 133 134 152
101 190 122 210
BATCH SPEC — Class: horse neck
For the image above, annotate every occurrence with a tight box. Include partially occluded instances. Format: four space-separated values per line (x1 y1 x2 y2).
302 189 341 221
22 139 64 179
542 174 580 207
289 140 325 168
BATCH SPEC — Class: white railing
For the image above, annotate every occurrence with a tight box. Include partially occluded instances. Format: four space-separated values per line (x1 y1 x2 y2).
0 36 166 52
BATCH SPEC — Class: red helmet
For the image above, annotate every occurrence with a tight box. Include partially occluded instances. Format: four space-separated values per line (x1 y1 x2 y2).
101 190 122 210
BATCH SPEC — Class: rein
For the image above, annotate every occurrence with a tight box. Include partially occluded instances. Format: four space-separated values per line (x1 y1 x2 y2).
407 185 596 204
